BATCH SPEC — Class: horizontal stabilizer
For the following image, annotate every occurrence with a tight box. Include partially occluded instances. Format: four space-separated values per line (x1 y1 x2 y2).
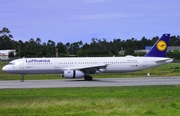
155 58 173 64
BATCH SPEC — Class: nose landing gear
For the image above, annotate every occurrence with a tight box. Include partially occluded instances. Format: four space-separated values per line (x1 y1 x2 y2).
21 74 24 82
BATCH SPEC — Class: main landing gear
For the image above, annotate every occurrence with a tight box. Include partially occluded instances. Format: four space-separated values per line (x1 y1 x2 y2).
84 75 93 81
21 74 24 82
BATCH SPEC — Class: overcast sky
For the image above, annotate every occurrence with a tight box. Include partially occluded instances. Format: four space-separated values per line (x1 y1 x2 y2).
1 0 180 44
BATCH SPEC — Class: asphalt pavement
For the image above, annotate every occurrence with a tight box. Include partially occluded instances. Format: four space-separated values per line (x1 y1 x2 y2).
1 76 180 89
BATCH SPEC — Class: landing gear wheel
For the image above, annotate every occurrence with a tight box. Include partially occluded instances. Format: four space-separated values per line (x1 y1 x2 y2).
21 74 24 82
84 75 93 81
21 78 24 82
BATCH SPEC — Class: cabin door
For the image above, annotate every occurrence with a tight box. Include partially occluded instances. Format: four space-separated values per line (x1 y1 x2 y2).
54 60 59 68
20 62 25 69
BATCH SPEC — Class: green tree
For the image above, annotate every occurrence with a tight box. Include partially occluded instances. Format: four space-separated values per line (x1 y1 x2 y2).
46 52 51 57
0 27 13 50
124 48 134 55
172 50 180 54
8 51 14 58
36 51 43 57
56 42 66 54
36 38 41 45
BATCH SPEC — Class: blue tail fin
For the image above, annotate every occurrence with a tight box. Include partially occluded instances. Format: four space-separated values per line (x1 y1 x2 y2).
145 34 170 57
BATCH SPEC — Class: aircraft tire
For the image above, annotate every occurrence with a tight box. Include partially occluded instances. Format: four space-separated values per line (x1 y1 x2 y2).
84 75 93 81
21 78 24 82
21 74 24 82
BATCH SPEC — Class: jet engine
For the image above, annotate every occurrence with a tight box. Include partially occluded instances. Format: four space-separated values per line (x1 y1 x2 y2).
62 70 85 79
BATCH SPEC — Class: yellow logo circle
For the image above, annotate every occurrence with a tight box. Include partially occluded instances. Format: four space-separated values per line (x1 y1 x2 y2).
156 40 167 51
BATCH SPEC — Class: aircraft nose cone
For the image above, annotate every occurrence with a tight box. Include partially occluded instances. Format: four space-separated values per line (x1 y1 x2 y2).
2 66 8 72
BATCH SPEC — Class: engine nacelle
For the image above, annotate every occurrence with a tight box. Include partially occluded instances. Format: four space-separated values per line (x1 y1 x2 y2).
63 70 85 79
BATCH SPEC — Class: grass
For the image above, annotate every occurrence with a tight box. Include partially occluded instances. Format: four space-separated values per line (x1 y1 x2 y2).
0 86 180 115
1 61 180 80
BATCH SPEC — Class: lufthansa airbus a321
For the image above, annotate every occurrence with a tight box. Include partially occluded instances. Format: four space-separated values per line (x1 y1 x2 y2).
2 34 173 82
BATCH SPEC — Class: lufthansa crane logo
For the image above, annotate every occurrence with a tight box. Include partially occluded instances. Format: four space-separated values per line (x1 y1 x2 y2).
156 40 167 51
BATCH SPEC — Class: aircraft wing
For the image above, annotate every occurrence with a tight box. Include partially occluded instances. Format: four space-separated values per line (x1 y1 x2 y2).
62 64 108 71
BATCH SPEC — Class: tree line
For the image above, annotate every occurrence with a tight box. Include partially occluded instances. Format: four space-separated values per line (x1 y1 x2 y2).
0 27 180 59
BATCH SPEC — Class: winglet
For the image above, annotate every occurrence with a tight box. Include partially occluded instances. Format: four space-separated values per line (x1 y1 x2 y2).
145 34 170 57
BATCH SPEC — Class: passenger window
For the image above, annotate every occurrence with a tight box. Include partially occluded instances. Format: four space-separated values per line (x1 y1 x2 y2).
8 62 15 65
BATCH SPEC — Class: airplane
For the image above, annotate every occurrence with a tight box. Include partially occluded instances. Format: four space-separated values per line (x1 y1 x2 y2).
2 34 173 82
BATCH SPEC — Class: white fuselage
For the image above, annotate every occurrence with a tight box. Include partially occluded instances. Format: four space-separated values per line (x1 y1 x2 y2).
2 56 173 74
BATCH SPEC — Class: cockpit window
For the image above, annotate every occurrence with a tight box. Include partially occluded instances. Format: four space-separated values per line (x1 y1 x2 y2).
8 62 15 65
